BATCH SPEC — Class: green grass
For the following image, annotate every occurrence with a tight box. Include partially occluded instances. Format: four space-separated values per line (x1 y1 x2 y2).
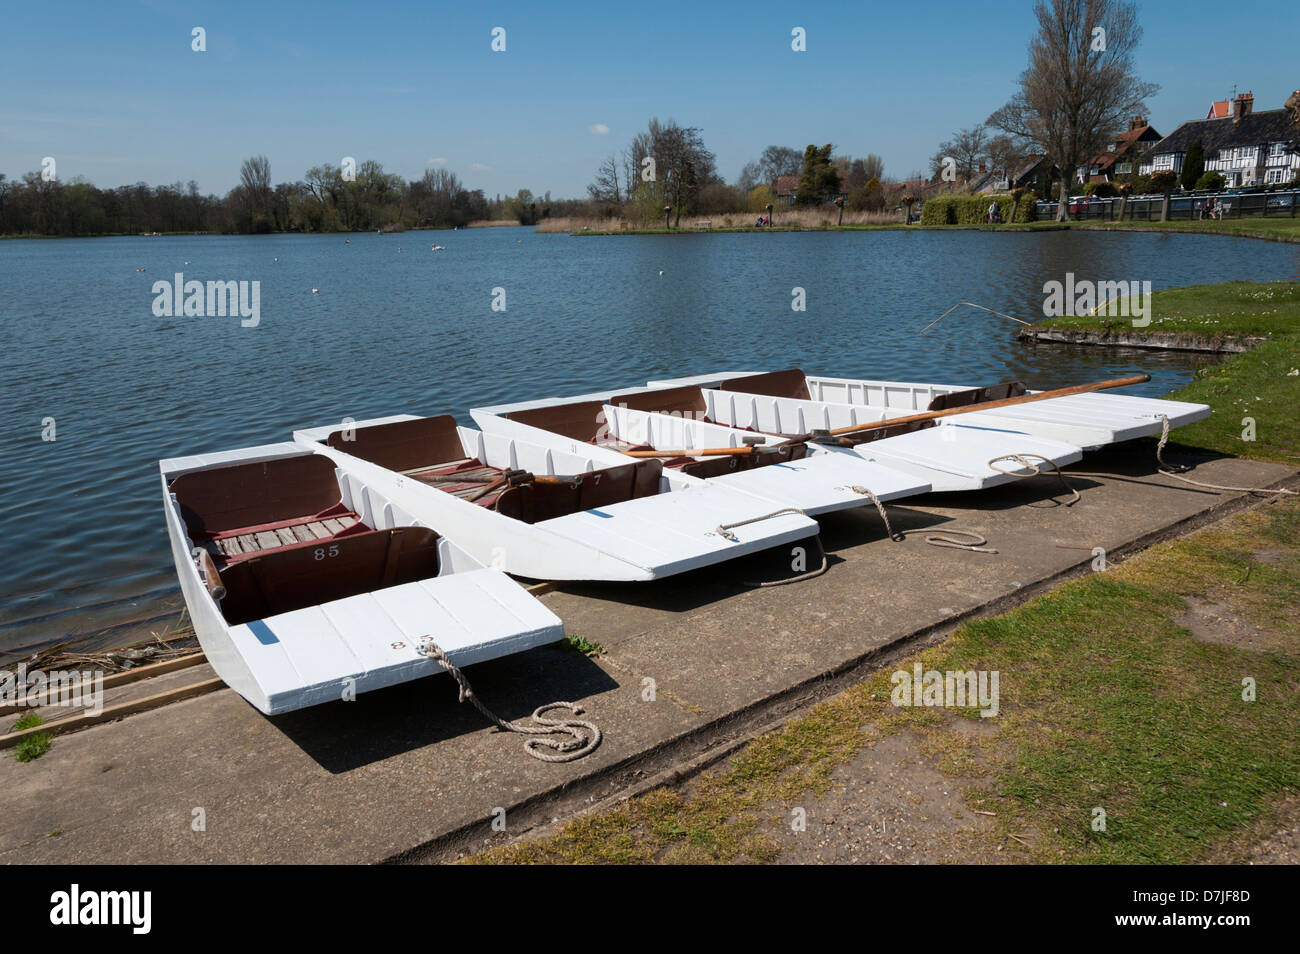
1163 334 1300 464
469 496 1300 865
1033 281 1300 339
10 713 53 762
1079 217 1300 242
1028 281 1300 463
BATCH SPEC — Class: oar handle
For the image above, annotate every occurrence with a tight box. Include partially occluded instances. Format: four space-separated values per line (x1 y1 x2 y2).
622 445 760 459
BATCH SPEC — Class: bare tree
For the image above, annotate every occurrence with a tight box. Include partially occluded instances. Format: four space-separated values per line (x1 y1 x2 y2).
987 0 1157 220
929 127 988 184
587 154 623 208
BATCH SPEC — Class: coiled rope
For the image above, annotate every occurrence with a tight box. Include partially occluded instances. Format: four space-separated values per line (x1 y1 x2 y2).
848 486 998 553
1155 415 1296 496
416 639 601 763
987 453 1081 506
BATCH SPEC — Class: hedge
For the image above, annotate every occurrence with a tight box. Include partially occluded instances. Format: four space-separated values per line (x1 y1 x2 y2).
919 194 1035 225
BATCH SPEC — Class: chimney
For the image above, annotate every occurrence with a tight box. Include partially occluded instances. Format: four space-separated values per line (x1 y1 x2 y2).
1129 115 1145 131
1233 92 1254 122
978 160 987 174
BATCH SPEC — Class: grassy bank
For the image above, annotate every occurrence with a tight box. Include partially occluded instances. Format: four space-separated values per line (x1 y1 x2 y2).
469 495 1300 864
1032 281 1300 464
1077 217 1300 243
468 281 1300 865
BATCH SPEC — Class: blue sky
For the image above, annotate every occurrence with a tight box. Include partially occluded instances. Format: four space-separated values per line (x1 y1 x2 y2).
2 0 1296 198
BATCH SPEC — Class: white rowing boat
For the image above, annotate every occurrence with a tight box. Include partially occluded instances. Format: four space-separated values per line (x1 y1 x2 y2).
647 369 1211 451
292 414 819 582
472 391 933 515
161 442 563 714
476 381 1084 495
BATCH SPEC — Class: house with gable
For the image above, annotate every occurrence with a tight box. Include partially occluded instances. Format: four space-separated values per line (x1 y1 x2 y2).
1149 91 1300 188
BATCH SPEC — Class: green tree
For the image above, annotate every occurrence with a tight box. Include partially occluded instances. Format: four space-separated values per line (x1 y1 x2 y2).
795 144 840 205
1181 139 1205 191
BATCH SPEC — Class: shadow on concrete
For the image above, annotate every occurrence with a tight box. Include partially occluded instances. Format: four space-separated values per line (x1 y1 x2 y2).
553 510 955 612
267 643 617 774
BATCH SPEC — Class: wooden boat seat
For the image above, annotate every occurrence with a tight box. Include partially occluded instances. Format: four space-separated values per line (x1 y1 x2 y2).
495 459 663 524
611 386 709 418
215 526 443 626
171 455 367 568
927 381 1026 412
326 415 467 473
505 400 609 442
719 369 812 401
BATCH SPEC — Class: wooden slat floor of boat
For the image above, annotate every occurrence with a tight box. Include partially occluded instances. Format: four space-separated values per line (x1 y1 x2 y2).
407 460 509 507
210 514 359 560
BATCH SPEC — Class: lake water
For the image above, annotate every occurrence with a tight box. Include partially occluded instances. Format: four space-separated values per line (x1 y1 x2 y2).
1 226 1296 659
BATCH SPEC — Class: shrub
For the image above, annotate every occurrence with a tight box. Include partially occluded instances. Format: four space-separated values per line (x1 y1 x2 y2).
1195 171 1226 192
920 194 1034 224
1083 181 1118 197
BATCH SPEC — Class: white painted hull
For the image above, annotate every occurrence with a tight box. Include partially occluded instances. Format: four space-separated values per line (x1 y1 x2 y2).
161 443 564 715
294 417 819 582
473 400 933 514
649 371 1211 451
520 381 1082 494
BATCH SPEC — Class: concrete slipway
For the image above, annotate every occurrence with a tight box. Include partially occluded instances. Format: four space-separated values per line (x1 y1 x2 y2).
1 445 1294 864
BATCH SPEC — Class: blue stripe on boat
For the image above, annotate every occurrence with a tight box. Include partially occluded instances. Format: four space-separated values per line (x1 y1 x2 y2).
247 619 279 645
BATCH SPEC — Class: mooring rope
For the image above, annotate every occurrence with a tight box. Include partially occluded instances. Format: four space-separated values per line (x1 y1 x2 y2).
847 486 998 553
987 453 1081 506
1155 415 1296 496
416 640 601 763
716 507 806 541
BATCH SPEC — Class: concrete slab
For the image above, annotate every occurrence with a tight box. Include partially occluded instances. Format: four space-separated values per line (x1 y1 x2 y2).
1 443 1294 864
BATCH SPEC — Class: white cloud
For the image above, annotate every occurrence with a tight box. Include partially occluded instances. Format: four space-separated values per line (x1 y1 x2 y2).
588 123 610 136
471 162 490 171
427 157 447 165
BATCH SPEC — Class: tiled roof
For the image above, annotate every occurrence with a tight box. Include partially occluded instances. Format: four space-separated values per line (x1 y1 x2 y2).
1154 108 1300 155
1207 100 1231 119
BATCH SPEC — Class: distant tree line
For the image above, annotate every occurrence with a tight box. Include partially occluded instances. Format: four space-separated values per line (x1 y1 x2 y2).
588 119 897 223
0 156 585 236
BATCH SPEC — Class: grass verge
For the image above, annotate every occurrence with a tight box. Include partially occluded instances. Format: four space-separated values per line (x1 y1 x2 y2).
468 495 1300 864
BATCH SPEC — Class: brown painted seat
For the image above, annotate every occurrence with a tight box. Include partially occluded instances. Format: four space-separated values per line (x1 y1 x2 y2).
505 399 609 442
610 385 709 418
217 526 442 625
719 369 811 400
326 415 467 472
926 381 1026 412
171 455 343 543
495 459 663 524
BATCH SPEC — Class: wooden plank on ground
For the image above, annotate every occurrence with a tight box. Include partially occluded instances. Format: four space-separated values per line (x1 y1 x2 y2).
0 653 209 715
0 677 226 749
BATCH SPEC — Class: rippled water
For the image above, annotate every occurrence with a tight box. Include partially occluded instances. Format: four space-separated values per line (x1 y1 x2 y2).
1 227 1296 657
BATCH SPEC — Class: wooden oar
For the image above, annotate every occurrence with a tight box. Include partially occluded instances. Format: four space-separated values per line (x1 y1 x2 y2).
621 443 792 459
800 373 1151 442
